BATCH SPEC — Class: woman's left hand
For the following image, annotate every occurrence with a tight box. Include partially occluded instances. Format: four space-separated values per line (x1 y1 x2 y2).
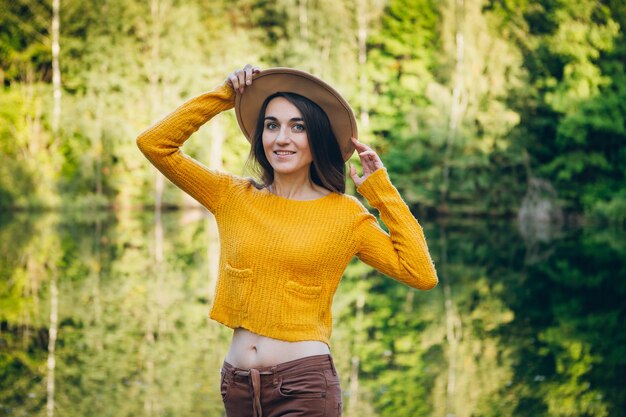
349 137 385 188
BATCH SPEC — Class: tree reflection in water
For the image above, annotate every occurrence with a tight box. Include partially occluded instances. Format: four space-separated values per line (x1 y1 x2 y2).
0 212 624 416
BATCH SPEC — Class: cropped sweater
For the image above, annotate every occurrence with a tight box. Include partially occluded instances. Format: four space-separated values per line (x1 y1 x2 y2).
136 81 438 345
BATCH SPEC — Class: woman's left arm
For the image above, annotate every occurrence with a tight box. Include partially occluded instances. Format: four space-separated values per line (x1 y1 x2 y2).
349 138 438 290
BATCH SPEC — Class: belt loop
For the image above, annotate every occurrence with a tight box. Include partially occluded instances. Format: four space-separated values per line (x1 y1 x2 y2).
329 355 337 375
271 366 277 386
223 363 235 382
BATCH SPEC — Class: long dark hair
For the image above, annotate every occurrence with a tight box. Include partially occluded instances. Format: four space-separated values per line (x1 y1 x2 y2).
244 92 346 193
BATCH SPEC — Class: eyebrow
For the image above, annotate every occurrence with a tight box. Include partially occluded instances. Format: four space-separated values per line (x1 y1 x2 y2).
264 116 305 123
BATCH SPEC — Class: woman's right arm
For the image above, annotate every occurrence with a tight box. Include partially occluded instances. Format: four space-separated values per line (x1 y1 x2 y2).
136 80 236 213
137 65 260 212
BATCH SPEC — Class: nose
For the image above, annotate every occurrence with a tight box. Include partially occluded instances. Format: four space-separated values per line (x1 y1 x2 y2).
275 127 291 144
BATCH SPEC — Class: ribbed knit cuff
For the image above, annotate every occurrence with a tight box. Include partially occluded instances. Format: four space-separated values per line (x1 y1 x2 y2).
203 80 236 109
356 167 402 208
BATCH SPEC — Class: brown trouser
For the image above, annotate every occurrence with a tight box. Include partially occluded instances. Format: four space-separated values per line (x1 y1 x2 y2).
220 354 342 417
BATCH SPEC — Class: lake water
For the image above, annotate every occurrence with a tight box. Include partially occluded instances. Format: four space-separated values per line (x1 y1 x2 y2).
1 210 624 417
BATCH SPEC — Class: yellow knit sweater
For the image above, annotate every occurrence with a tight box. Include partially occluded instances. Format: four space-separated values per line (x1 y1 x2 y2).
137 81 438 345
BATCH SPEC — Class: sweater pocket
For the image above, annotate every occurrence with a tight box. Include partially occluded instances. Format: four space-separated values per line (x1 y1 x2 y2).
216 263 254 315
281 280 322 329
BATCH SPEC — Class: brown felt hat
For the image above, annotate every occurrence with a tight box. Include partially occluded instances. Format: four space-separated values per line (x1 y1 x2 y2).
234 68 357 162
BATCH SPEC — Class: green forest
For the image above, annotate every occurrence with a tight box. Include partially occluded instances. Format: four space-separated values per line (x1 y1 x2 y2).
2 212 625 417
1 0 624 223
2 2 626 417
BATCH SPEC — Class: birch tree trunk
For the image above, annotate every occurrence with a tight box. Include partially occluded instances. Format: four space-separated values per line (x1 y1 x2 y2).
94 89 104 198
298 0 309 43
356 0 369 130
441 0 466 207
150 0 164 210
46 272 58 417
145 2 164 414
440 225 462 417
92 218 103 352
51 0 61 138
47 3 61 415
347 291 365 416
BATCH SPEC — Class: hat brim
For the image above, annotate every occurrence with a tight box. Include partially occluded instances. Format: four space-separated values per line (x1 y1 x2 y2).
234 68 357 162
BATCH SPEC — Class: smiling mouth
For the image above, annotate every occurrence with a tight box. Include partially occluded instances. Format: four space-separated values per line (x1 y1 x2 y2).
274 151 296 156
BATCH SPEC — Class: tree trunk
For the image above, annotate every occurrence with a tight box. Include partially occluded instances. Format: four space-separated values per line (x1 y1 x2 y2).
440 225 462 417
145 3 163 413
298 0 309 42
51 0 61 138
357 0 370 130
347 291 366 416
92 217 103 352
441 0 466 207
47 3 61 413
46 273 58 417
94 90 104 198
150 0 164 210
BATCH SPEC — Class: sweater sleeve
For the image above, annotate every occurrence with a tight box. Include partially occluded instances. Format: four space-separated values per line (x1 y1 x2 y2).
354 168 438 290
136 81 238 213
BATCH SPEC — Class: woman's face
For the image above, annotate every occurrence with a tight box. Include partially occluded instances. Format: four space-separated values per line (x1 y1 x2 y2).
262 97 313 178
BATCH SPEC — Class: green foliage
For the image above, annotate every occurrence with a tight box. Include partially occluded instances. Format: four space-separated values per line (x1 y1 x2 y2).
0 85 61 208
2 212 625 416
0 0 625 217
493 227 626 417
497 0 625 216
589 193 626 226
0 0 52 84
544 73 626 212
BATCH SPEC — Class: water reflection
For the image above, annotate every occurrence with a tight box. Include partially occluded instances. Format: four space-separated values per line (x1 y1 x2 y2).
0 211 624 416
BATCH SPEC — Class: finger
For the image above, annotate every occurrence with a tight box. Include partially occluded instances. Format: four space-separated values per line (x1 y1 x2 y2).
358 150 377 160
350 136 367 146
352 139 368 151
362 154 383 172
363 158 383 174
236 70 246 93
358 155 377 172
354 144 369 153
358 147 383 164
349 163 360 181
359 142 375 152
243 64 254 85
228 73 240 91
361 159 375 173
351 137 370 150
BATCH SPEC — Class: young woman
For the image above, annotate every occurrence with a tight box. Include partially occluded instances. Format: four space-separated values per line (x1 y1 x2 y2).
137 64 438 417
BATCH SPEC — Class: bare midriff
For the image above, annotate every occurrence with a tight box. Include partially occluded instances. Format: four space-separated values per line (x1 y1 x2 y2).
224 328 331 369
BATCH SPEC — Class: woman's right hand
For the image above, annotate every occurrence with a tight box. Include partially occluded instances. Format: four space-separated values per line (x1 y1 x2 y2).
227 64 261 95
